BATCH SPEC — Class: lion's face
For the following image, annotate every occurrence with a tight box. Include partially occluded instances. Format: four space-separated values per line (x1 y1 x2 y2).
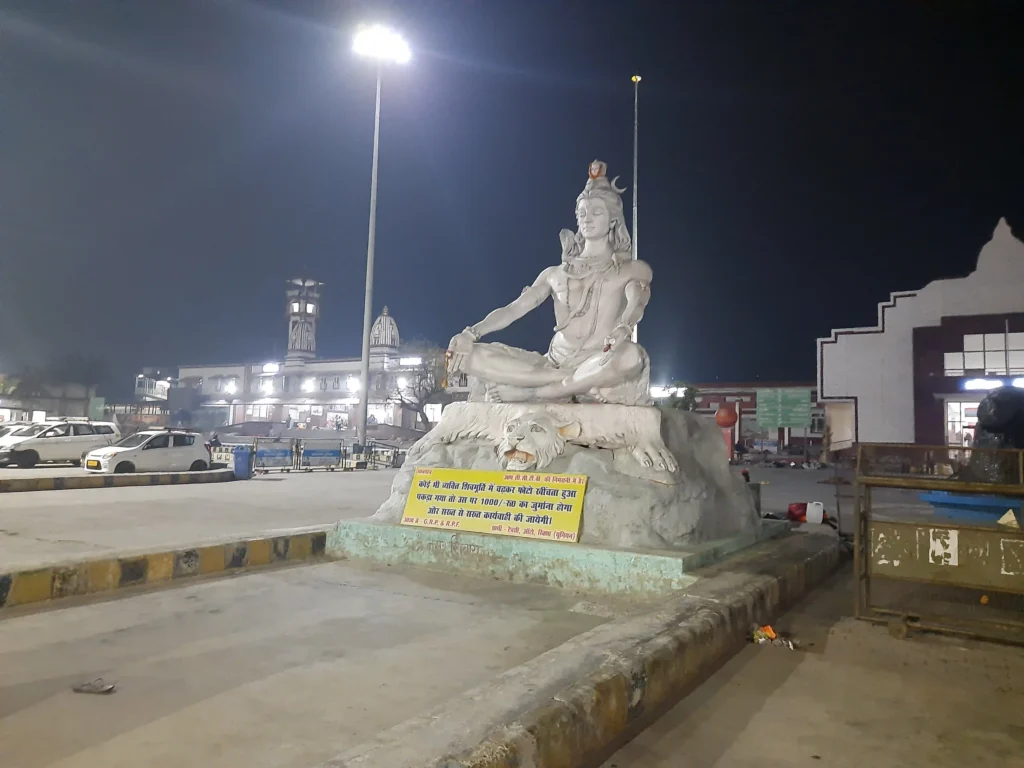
497 413 581 471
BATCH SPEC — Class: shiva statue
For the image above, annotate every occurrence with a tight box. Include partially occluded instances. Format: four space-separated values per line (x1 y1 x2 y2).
447 160 653 405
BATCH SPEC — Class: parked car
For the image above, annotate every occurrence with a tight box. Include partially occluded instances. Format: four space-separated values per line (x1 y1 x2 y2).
83 428 211 474
0 422 33 439
0 419 120 468
0 423 38 465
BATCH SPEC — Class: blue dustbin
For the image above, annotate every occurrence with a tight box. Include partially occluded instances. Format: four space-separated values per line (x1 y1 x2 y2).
232 446 253 480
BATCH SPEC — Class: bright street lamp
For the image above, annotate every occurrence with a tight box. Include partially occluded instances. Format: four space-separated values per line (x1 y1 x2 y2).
352 24 411 449
353 25 411 64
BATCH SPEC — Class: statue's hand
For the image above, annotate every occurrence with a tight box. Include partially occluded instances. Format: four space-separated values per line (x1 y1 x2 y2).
600 326 631 363
447 330 476 373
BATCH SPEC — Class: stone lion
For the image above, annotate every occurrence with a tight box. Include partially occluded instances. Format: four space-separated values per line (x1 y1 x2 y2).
405 402 678 481
496 412 581 471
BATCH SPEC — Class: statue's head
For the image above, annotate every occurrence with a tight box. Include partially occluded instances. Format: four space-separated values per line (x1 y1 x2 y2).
563 160 632 262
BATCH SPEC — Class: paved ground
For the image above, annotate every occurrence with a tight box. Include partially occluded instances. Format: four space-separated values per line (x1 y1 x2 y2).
748 465 941 533
0 560 614 768
601 569 1024 768
0 470 397 571
1 465 933 572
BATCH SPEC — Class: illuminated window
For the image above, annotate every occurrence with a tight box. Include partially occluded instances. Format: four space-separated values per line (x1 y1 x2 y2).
291 302 300 313
306 303 316 314
245 404 275 420
944 331 1024 377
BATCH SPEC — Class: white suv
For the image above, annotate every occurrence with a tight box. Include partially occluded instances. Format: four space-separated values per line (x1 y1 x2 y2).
84 429 211 474
0 420 120 468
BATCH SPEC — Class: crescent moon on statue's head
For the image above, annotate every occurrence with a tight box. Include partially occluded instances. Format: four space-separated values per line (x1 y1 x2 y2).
610 176 627 194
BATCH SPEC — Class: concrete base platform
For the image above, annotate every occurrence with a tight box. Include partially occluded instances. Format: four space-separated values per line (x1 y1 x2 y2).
326 518 790 595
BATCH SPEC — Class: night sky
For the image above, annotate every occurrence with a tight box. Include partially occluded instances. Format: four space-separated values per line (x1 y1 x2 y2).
2 0 1022 399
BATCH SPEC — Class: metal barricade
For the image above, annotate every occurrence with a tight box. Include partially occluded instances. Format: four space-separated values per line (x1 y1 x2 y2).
366 441 402 469
210 436 403 474
210 444 251 469
253 438 296 473
855 443 1024 644
297 439 344 471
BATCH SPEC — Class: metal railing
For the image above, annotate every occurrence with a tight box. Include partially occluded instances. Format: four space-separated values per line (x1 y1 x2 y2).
857 442 1024 491
212 437 402 473
855 442 1024 644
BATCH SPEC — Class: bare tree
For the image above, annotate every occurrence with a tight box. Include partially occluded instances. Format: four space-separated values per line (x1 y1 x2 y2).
11 368 48 398
666 381 699 411
391 344 449 430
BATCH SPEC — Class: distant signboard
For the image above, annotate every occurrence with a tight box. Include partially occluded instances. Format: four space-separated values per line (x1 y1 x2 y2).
88 397 106 422
756 388 812 429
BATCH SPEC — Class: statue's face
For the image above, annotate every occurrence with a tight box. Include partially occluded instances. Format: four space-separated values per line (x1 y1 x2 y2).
576 197 611 241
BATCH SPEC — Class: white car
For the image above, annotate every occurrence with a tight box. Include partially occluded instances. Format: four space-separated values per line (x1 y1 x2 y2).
0 423 35 465
0 422 33 444
84 429 212 474
0 420 120 468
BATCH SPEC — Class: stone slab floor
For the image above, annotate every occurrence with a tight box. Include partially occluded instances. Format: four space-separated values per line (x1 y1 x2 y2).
601 569 1024 768
0 559 618 768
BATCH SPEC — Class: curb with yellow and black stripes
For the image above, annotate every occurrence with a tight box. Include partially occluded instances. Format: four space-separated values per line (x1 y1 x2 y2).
0 468 236 494
0 528 329 610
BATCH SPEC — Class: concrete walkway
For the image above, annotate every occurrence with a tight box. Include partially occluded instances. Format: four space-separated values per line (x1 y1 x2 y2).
602 570 1024 768
0 560 612 768
0 471 396 571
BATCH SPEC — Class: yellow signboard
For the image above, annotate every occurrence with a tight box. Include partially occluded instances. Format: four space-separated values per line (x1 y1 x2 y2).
401 467 587 543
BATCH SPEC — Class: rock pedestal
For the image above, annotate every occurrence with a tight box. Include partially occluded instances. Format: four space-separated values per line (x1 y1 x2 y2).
373 404 759 551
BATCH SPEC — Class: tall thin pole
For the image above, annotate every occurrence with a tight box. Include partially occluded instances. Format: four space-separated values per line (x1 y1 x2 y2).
357 66 382 448
631 74 641 343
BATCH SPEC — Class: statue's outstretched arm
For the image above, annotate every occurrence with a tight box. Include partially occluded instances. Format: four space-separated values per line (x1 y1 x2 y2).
619 278 651 332
468 269 553 338
602 274 651 357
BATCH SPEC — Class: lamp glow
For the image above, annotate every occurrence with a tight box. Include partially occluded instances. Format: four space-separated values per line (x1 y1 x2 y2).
963 378 1003 391
397 376 408 389
347 376 361 392
225 380 237 395
400 356 422 366
353 25 411 64
261 379 274 395
649 386 684 399
302 378 315 393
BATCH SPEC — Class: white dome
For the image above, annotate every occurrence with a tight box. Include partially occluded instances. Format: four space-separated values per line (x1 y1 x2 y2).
369 306 400 348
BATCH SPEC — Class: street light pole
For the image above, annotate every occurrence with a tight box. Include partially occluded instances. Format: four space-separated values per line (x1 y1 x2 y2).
352 24 410 449
631 73 641 343
356 65 382 448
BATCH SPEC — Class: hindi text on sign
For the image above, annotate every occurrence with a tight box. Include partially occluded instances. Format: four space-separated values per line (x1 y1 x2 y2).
401 467 586 542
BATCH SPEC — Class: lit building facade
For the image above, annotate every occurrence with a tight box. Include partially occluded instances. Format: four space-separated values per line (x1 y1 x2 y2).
818 218 1024 449
136 280 463 431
